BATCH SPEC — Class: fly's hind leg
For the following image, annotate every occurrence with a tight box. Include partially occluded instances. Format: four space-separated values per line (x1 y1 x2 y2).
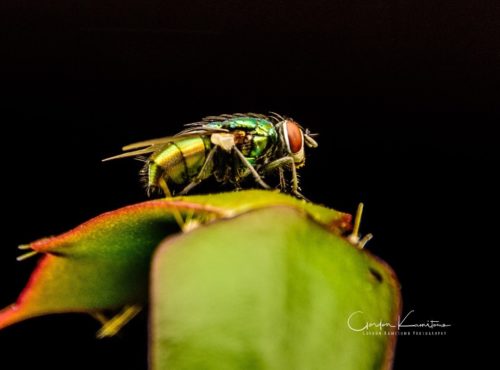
179 145 218 196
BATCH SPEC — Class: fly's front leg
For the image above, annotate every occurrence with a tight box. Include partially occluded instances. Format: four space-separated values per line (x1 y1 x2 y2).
278 167 286 191
233 147 271 190
263 156 305 199
179 145 217 195
238 162 286 190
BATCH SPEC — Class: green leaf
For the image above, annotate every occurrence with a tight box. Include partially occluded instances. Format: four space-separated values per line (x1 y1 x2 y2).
174 190 352 231
151 206 400 370
0 191 350 330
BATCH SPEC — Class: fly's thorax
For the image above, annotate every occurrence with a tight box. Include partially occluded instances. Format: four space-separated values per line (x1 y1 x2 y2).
208 117 278 160
244 119 278 158
208 117 277 140
248 135 271 158
208 117 265 131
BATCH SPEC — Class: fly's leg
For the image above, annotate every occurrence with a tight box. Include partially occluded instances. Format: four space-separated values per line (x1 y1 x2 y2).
233 147 271 190
278 167 286 191
93 305 142 339
159 177 185 230
237 165 286 190
179 145 217 196
159 176 173 198
263 156 306 200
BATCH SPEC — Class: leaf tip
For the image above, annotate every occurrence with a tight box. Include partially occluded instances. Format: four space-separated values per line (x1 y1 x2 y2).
0 304 24 330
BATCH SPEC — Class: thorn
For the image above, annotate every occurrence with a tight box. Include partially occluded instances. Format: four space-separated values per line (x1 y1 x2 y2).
183 219 201 232
16 250 39 261
182 210 201 232
96 305 142 339
352 202 364 238
347 202 372 249
358 233 374 249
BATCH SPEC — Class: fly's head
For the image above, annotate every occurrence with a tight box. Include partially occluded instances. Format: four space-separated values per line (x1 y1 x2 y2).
278 117 318 168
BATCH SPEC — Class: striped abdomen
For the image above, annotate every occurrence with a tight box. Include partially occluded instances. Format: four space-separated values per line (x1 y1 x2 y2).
145 136 211 190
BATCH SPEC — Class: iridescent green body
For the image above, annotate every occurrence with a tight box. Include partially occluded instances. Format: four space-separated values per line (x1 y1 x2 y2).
104 112 318 198
145 116 278 192
205 118 278 164
148 136 212 186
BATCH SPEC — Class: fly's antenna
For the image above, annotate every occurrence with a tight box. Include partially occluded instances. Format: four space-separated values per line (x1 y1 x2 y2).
304 131 319 148
305 128 318 137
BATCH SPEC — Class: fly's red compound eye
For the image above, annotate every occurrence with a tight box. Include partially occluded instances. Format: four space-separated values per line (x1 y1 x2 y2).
284 120 304 154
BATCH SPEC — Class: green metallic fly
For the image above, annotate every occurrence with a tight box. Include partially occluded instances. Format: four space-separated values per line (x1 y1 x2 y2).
103 112 318 198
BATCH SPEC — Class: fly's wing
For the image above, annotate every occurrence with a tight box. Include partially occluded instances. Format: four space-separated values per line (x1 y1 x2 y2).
102 125 228 162
102 144 164 161
199 113 270 123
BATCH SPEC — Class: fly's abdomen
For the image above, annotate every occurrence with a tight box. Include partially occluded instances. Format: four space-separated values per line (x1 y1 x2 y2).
147 136 211 188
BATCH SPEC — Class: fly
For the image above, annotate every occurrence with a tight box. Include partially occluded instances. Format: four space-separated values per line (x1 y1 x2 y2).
103 112 318 198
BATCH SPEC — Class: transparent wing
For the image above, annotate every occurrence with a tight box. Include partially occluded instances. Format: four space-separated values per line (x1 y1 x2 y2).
103 113 281 162
200 112 271 122
102 125 229 162
121 135 190 151
102 145 163 162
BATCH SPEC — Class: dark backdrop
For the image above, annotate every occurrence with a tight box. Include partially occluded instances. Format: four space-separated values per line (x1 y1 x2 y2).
0 1 497 369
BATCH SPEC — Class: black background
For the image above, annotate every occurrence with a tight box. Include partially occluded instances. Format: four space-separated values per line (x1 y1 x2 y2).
0 1 497 369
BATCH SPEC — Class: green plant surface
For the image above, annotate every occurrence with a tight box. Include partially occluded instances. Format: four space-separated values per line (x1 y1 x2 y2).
151 206 400 370
0 191 350 330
